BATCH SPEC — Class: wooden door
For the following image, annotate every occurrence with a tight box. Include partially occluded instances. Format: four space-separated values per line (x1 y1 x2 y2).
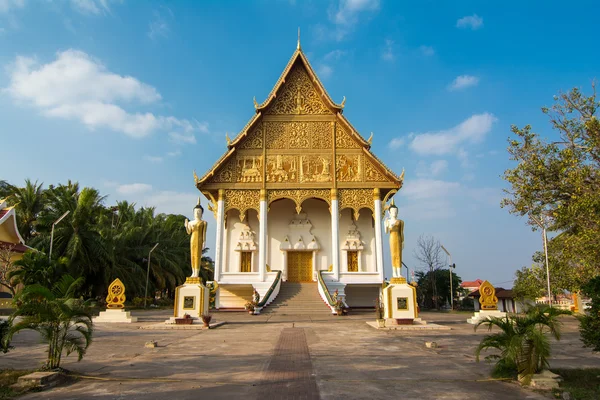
287 252 313 282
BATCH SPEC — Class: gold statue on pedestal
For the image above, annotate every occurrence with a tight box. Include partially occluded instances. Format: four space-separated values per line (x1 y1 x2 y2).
106 278 126 309
385 199 405 281
184 198 207 284
479 280 499 310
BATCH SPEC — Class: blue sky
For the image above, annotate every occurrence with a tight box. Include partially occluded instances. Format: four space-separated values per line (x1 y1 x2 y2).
1 0 598 287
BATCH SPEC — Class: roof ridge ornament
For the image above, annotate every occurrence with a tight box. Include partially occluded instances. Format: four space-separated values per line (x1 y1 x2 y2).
297 27 301 51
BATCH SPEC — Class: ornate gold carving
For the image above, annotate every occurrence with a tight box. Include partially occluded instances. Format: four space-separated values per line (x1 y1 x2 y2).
336 154 362 182
265 64 332 115
212 158 236 183
202 191 218 219
364 157 387 182
335 124 361 149
268 189 330 214
299 155 332 183
479 280 499 310
265 121 331 150
266 155 298 183
185 277 201 284
224 189 260 221
235 156 263 183
193 170 200 185
238 124 263 149
226 133 232 146
106 278 126 309
338 189 374 220
390 277 407 284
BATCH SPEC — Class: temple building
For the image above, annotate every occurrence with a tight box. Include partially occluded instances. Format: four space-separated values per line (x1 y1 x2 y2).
0 199 30 300
195 41 403 311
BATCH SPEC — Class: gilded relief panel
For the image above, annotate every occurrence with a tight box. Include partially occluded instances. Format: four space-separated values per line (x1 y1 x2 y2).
265 64 332 115
235 155 263 183
336 154 362 182
224 189 260 221
299 155 333 183
211 158 236 183
265 121 332 150
338 189 374 220
336 124 361 149
266 155 298 183
238 124 263 149
364 157 388 182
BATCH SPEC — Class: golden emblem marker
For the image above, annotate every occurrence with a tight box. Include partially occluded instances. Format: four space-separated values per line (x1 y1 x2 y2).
106 278 126 309
479 280 499 310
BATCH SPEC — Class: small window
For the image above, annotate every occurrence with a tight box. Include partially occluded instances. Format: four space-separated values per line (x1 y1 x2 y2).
347 251 358 272
240 251 252 272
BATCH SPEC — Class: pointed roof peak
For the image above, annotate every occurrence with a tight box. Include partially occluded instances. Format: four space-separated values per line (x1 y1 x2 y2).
297 27 301 51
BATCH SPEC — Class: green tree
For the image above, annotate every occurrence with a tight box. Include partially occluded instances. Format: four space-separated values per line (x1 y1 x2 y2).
415 269 462 309
11 251 69 289
5 179 46 241
475 304 570 384
7 275 93 369
502 85 600 292
578 276 600 351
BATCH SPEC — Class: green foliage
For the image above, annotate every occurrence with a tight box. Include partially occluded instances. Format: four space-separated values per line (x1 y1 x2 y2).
0 320 12 353
415 269 462 309
513 266 546 300
7 275 93 369
502 85 600 293
2 179 214 299
475 304 570 384
551 368 600 400
578 276 600 351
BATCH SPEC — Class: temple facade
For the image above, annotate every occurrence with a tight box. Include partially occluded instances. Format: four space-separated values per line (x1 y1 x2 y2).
196 42 403 310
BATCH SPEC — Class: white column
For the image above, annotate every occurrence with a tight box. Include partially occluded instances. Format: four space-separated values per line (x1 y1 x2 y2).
214 189 225 282
373 189 384 282
259 189 267 282
331 189 340 281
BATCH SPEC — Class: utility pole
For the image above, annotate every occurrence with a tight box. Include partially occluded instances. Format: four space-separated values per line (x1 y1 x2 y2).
144 243 159 308
49 211 70 262
440 245 454 310
531 214 552 306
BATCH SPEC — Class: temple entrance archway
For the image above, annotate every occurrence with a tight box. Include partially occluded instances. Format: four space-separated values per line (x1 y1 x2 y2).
287 251 313 282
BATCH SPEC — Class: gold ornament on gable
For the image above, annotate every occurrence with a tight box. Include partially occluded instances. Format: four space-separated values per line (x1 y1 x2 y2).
238 125 263 149
338 189 374 220
236 156 263 183
265 121 331 150
336 154 362 182
364 157 387 182
266 155 298 183
224 189 260 222
268 189 330 214
336 124 361 149
265 64 332 115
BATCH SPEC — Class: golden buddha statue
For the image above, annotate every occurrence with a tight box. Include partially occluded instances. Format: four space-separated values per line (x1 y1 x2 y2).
385 199 404 278
184 198 207 279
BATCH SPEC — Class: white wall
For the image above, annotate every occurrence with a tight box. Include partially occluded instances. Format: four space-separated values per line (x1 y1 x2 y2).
267 198 332 273
223 209 259 273
339 208 376 273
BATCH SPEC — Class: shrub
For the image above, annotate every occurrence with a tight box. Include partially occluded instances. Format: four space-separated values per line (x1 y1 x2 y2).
579 276 600 351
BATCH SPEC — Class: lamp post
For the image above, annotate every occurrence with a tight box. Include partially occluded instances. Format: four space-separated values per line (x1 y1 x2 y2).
49 210 70 262
144 243 159 308
440 245 454 310
401 261 410 281
530 214 552 306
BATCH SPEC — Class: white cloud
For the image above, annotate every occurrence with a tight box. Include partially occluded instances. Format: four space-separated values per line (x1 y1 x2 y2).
456 14 483 30
429 160 448 176
329 0 380 40
0 0 24 14
389 137 405 150
402 179 460 200
448 75 480 91
381 39 395 62
148 6 173 40
408 113 497 156
144 155 163 163
317 64 333 79
324 49 346 61
167 150 181 157
116 183 152 195
169 131 196 144
4 49 199 138
70 0 111 15
419 45 434 56
142 190 199 217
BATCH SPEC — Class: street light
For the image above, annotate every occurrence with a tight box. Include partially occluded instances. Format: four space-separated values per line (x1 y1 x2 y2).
144 243 159 308
49 210 70 262
440 245 455 310
530 214 552 306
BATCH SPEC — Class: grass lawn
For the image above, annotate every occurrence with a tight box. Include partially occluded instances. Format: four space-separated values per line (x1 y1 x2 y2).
551 368 600 400
0 369 34 400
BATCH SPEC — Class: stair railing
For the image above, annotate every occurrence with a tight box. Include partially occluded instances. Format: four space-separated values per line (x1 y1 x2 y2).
254 270 282 314
317 270 336 313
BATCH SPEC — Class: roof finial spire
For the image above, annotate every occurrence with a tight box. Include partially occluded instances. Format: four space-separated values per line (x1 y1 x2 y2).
297 27 301 50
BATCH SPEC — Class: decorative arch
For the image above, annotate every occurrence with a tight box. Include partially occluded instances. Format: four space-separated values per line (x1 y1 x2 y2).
223 189 260 222
338 189 374 220
267 189 330 214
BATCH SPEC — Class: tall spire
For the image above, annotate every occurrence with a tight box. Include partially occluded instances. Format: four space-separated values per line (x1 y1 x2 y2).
297 27 301 50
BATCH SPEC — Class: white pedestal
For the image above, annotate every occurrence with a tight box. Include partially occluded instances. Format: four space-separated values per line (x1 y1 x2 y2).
467 310 507 324
166 281 209 324
382 279 418 320
94 309 137 323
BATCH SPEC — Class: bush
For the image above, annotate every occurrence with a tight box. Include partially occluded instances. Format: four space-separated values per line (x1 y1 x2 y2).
0 319 12 353
131 297 153 308
579 276 600 351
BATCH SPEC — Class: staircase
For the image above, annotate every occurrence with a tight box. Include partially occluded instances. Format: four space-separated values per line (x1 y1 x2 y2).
263 282 332 315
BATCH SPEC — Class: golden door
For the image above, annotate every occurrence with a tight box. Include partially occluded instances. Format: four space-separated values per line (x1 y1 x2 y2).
287 252 313 282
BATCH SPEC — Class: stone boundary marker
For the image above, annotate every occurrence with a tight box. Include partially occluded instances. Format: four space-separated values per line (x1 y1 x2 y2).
365 321 451 330
139 321 226 330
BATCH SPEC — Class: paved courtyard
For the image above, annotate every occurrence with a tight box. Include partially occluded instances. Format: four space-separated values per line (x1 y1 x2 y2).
2 310 598 399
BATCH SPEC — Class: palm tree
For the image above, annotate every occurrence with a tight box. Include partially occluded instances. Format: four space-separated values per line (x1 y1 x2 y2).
5 179 46 241
11 251 69 289
475 304 570 384
7 274 93 369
